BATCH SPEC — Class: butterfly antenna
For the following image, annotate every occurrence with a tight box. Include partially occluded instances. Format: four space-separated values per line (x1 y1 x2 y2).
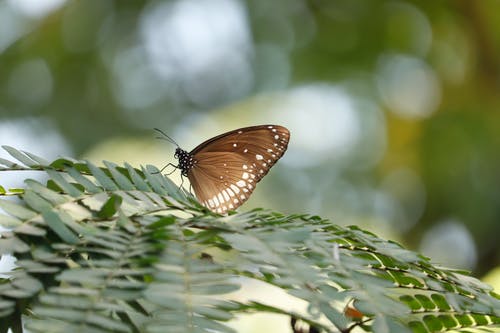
154 128 179 147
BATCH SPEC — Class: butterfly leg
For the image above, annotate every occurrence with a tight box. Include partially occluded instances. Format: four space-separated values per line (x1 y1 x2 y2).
155 163 178 175
179 174 185 189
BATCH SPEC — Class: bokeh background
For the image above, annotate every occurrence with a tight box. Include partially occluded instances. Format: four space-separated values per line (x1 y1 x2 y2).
0 0 499 318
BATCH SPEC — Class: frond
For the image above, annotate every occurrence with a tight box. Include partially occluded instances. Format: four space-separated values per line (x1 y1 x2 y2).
0 146 499 333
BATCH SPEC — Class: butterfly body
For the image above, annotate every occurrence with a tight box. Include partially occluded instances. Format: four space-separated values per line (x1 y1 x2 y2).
172 125 290 214
175 148 196 177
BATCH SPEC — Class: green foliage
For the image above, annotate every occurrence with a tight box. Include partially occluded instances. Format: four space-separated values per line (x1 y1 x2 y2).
0 146 498 333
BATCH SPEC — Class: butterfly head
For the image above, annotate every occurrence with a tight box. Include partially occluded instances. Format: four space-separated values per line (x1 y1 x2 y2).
174 147 195 177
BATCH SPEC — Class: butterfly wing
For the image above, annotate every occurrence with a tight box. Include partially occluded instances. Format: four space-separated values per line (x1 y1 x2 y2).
187 125 290 213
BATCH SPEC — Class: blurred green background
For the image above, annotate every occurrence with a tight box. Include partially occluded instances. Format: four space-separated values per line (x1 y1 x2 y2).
0 0 499 286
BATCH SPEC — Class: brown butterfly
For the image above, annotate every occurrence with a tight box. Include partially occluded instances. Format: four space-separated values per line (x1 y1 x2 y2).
156 125 290 213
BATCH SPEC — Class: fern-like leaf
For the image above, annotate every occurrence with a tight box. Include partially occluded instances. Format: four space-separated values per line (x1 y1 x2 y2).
0 147 498 333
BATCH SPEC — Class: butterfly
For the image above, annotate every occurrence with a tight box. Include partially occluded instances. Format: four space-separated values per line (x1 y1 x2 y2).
155 125 290 213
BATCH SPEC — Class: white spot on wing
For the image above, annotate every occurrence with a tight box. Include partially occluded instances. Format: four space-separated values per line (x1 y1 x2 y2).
230 184 240 194
236 180 246 187
242 172 249 179
256 154 263 160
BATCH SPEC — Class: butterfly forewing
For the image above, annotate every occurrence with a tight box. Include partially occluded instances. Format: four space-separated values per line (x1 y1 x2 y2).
187 125 290 213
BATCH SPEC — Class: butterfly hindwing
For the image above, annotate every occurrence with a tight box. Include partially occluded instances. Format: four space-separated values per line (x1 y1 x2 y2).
186 125 290 213
188 152 258 213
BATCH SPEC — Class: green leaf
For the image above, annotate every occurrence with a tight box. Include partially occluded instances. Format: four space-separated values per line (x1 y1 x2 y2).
148 215 177 229
87 161 118 191
0 214 22 227
457 313 477 327
11 275 43 294
422 314 444 332
16 260 60 274
0 186 5 194
192 283 240 295
0 299 15 312
0 236 29 254
45 169 82 197
66 167 101 193
73 162 91 174
414 294 436 311
372 315 411 333
42 210 79 244
14 223 46 236
2 146 37 167
22 191 53 212
7 188 24 194
0 157 18 168
430 293 451 311
319 302 348 330
399 295 422 311
29 308 131 332
0 199 37 219
49 158 74 169
125 163 150 191
157 172 185 198
103 161 135 191
438 314 460 329
97 194 123 218
46 180 62 192
143 165 169 196
22 151 49 165
25 180 67 205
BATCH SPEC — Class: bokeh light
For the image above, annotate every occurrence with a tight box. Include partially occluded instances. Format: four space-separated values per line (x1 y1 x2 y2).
7 0 65 18
140 0 253 108
376 54 441 118
420 219 477 270
1 0 499 330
